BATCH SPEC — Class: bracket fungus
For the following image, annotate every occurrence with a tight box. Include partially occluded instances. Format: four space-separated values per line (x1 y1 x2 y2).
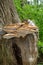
3 23 38 39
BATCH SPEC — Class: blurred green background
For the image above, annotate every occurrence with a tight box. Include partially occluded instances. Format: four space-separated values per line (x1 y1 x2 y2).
14 0 43 65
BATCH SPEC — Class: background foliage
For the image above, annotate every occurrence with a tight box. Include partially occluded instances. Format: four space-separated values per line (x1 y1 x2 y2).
14 0 43 42
14 0 43 64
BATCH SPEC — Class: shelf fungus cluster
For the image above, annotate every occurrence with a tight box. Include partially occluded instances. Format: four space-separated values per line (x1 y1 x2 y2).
1 23 38 39
0 23 39 65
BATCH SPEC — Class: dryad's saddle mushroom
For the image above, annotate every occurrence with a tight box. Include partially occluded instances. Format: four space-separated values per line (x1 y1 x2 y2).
2 23 38 39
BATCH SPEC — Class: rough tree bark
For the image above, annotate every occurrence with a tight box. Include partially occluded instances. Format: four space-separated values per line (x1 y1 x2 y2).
0 0 21 26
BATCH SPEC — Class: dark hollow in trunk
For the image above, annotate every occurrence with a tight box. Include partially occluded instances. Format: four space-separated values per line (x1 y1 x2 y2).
12 41 23 65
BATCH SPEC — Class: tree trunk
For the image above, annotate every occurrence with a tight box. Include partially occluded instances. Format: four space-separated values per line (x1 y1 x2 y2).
0 23 38 65
0 32 38 65
0 0 21 65
0 0 38 65
0 0 21 26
